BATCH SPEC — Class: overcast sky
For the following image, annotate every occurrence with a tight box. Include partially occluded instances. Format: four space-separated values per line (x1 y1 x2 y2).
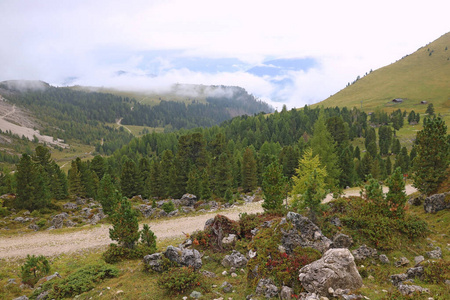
0 0 448 109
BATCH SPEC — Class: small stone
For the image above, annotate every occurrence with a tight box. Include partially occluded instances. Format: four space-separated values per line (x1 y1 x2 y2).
379 254 390 264
240 268 245 273
222 271 228 276
414 256 425 265
183 297 188 300
368 275 374 280
395 257 410 267
231 273 237 277
328 287 334 294
190 291 202 298
116 290 123 294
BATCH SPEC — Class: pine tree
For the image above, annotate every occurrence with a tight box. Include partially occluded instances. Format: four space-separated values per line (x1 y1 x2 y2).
378 125 392 155
412 117 450 195
386 167 407 218
120 159 139 198
186 168 202 197
97 174 121 215
109 197 140 249
68 160 84 197
15 154 50 211
241 147 258 192
261 161 286 211
214 152 232 198
338 146 356 187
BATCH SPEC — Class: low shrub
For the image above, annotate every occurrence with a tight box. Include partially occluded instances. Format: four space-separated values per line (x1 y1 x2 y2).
20 254 50 287
102 243 155 264
162 201 175 213
422 260 450 284
157 266 207 295
31 263 119 299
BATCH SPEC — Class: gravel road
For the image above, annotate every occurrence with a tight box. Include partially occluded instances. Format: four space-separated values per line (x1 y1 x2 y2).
0 185 418 259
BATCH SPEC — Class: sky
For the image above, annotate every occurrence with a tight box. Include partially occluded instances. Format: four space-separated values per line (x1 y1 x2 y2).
0 0 448 109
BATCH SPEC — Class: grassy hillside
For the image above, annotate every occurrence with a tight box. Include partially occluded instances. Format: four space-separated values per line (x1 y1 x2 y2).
318 32 450 116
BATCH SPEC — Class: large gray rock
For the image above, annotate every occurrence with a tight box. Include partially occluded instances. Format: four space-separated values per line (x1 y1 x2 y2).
144 247 202 272
63 202 77 210
164 246 202 270
179 193 197 206
255 278 278 298
397 284 429 296
426 247 442 259
137 204 155 218
351 244 377 261
280 286 294 300
282 212 332 254
51 213 68 229
222 250 248 268
424 192 450 213
143 253 165 272
298 248 363 297
331 233 353 249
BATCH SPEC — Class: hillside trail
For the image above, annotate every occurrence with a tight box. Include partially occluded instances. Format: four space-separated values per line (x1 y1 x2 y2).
0 185 417 260
116 117 132 134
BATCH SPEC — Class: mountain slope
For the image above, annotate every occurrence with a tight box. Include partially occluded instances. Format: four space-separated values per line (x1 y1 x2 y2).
318 32 450 113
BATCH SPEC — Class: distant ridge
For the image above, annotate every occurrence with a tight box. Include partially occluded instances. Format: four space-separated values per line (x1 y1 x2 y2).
317 32 450 113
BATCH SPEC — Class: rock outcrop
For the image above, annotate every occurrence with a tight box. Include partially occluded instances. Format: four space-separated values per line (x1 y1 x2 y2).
143 245 202 272
282 212 332 254
298 248 362 296
424 192 450 213
222 250 248 268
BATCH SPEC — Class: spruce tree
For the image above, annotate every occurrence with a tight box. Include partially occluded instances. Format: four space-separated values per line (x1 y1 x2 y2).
241 147 258 192
120 159 139 198
68 160 84 197
15 154 50 211
262 161 286 211
412 117 450 195
386 167 407 218
109 197 140 249
97 174 121 216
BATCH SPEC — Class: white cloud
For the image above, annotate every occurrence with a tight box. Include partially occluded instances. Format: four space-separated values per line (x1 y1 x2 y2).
0 0 449 109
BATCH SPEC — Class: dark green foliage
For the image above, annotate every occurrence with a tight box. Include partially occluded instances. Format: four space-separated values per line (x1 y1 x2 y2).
338 146 356 188
109 197 140 249
422 260 450 284
20 254 50 287
241 147 258 192
378 125 392 155
141 224 157 252
328 197 428 250
32 263 119 299
68 160 84 197
120 158 140 198
412 117 450 195
224 188 233 204
262 161 286 211
157 266 206 295
15 154 50 211
394 147 410 174
186 168 202 197
97 174 121 216
102 243 152 264
214 152 232 197
426 103 435 116
386 167 407 218
162 201 175 213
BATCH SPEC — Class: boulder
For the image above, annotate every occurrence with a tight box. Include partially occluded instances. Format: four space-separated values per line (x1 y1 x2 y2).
280 286 294 300
221 281 233 293
63 202 77 210
331 233 353 249
222 250 248 268
168 209 179 217
394 257 410 267
255 278 278 298
51 213 68 229
14 217 26 223
164 246 202 270
397 284 429 296
424 192 450 213
282 212 332 254
414 255 424 265
190 290 202 298
222 234 237 244
143 253 165 272
200 270 216 278
13 296 29 300
351 245 377 261
298 248 363 297
28 224 40 231
379 254 390 264
426 247 442 259
180 194 197 206
75 197 87 205
137 204 155 218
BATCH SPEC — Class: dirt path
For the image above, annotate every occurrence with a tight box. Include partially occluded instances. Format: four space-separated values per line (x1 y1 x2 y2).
0 185 418 260
0 202 264 260
116 117 132 134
